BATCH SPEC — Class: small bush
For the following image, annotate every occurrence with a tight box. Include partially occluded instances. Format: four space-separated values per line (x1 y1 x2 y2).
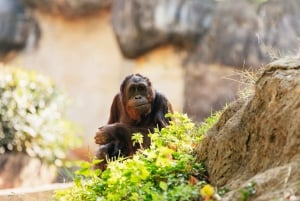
55 112 221 201
0 65 81 165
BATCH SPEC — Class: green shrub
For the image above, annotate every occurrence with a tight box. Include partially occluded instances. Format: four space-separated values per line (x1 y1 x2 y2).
239 182 256 201
55 112 221 201
0 65 81 165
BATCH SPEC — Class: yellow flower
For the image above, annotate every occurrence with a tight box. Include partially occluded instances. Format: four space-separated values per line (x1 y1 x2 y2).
200 184 215 197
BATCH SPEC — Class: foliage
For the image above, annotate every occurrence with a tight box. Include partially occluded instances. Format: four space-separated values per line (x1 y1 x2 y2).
217 186 230 197
196 110 222 137
0 65 81 165
239 182 256 201
55 112 221 201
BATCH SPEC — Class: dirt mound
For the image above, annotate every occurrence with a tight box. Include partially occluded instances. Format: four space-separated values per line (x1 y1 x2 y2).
197 56 300 200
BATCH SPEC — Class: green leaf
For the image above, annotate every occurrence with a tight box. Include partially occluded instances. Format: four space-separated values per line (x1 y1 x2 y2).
159 181 168 191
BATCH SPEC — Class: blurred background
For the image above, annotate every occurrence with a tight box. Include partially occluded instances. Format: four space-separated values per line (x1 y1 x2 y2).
1 0 300 190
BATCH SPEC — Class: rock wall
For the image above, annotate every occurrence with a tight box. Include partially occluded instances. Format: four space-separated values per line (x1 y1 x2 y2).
0 153 56 188
2 0 300 155
184 63 240 121
3 0 300 128
9 11 184 150
184 0 300 121
0 0 40 61
111 0 300 122
197 56 300 200
111 0 214 58
22 0 113 17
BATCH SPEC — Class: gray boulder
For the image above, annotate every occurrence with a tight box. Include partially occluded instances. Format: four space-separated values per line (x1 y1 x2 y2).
0 0 40 60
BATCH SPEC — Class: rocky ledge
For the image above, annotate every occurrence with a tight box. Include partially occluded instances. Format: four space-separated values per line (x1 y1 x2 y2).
197 56 300 200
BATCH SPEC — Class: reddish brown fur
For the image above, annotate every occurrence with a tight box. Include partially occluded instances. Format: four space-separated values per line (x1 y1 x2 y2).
126 104 141 122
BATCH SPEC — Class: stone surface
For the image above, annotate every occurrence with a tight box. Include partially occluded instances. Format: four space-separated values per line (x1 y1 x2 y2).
184 63 240 122
0 183 72 201
111 0 214 58
190 0 300 67
197 56 300 200
112 0 300 67
191 0 265 67
111 0 300 122
10 0 300 127
0 153 56 189
22 0 112 17
0 0 40 60
223 162 300 201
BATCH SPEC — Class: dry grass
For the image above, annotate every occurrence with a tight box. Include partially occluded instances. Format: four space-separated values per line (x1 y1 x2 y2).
223 65 264 99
